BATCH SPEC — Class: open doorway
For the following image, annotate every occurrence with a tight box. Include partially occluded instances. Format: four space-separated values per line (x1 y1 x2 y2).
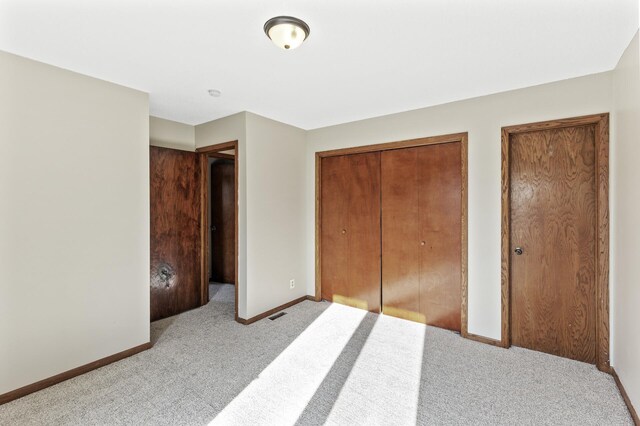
197 141 238 321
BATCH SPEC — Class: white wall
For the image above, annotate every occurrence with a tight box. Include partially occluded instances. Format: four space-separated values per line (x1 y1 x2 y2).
245 112 307 317
306 72 612 340
149 116 195 151
195 113 248 318
0 51 150 394
611 30 640 413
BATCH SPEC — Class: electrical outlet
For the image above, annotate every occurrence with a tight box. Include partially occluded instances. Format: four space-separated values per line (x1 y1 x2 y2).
289 279 295 289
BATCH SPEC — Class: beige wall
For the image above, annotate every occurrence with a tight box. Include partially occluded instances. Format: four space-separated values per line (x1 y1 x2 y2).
149 116 195 151
195 112 307 319
611 30 640 413
244 112 307 316
306 72 613 340
0 51 150 394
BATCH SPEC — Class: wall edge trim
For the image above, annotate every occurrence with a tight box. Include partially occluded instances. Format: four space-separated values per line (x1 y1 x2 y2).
612 368 640 425
0 342 152 406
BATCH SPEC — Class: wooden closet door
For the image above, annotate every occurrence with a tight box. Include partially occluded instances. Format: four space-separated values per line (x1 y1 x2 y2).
381 143 462 330
347 153 381 312
417 143 462 331
320 155 349 304
380 148 421 320
150 146 201 322
321 153 381 313
510 126 596 363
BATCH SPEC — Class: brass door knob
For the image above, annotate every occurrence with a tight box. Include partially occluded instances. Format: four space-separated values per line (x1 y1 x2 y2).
420 241 426 246
341 229 347 235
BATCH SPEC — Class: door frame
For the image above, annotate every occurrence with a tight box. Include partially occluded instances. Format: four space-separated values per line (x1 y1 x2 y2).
315 132 469 335
197 141 239 322
501 113 610 372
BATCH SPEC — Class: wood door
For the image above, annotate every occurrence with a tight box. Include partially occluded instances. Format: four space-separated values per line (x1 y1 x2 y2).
509 125 596 363
381 143 462 330
321 152 381 313
150 146 201 322
348 153 382 312
380 148 420 320
210 159 235 284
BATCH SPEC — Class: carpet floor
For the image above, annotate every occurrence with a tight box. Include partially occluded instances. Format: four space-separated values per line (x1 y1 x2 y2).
0 284 632 425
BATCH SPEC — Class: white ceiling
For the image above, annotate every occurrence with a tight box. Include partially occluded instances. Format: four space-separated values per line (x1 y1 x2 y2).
0 1 638 130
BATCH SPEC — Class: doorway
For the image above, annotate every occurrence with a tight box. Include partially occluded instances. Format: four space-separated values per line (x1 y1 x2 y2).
501 114 609 371
198 141 239 321
209 156 235 284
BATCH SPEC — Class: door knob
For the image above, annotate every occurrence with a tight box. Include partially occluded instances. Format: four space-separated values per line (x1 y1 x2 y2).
514 247 523 255
341 229 347 235
420 241 426 246
211 225 216 231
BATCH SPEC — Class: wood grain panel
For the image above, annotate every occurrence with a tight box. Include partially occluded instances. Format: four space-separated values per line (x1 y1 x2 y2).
320 155 349 303
199 153 209 305
418 142 462 331
150 146 201 322
316 133 468 329
500 128 511 348
510 126 596 363
595 115 611 372
347 153 382 312
317 133 467 158
314 154 323 302
460 135 469 337
381 148 421 320
210 159 235 284
321 153 381 312
381 143 462 329
502 115 609 368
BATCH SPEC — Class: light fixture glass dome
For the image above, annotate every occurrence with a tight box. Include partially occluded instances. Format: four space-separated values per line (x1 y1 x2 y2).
264 16 310 50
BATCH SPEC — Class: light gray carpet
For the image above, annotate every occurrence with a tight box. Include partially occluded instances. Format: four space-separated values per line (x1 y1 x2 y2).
0 284 632 425
208 282 229 301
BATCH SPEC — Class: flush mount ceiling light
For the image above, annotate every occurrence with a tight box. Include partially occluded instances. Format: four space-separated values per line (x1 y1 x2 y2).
264 16 310 50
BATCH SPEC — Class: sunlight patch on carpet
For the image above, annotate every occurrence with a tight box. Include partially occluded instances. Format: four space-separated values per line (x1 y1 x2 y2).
324 313 425 424
209 303 367 425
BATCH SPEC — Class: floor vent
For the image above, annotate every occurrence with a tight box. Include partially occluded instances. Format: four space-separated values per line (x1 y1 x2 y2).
269 312 287 321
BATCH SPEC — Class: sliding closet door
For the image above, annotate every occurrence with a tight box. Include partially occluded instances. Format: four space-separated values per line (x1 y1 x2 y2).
321 152 381 313
381 143 462 330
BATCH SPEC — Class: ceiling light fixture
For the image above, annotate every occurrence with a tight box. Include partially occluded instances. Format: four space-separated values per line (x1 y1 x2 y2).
264 16 310 50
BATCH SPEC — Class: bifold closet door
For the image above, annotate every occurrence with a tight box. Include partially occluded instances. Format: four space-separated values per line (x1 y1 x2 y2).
321 152 381 313
381 143 462 330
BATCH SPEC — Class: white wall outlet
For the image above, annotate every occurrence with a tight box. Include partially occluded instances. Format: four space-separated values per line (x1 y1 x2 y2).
289 279 295 289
